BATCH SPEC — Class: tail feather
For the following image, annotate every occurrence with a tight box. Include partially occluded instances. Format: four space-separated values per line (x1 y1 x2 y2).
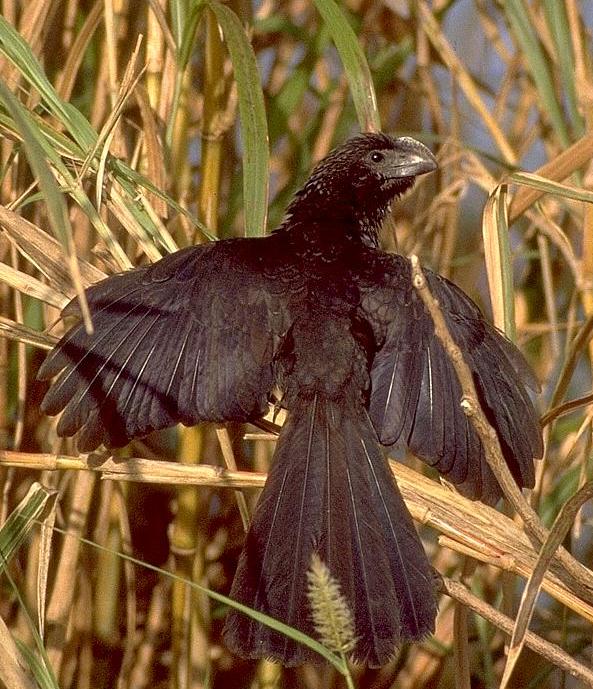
223 396 436 667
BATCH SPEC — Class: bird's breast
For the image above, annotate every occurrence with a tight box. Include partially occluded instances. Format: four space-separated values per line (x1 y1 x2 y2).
273 304 372 409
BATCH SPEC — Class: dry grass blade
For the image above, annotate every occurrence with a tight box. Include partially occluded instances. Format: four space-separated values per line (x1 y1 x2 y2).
512 171 593 205
394 461 593 625
0 615 39 689
509 131 593 220
0 481 56 569
37 499 57 639
0 316 57 350
1 2 592 685
0 205 106 292
0 262 68 309
417 1 516 164
0 451 267 487
55 0 104 101
442 578 593 686
452 560 474 689
2 448 593 626
541 392 593 427
528 206 579 282
134 84 168 219
215 427 250 532
0 80 94 332
482 183 514 336
104 190 164 262
3 448 593 682
536 233 560 356
79 35 146 185
549 312 593 412
500 481 593 689
45 471 95 676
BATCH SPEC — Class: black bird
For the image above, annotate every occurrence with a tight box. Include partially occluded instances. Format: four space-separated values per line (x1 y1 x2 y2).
38 133 542 666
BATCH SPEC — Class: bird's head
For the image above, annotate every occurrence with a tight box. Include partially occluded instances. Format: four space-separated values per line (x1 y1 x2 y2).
283 133 437 246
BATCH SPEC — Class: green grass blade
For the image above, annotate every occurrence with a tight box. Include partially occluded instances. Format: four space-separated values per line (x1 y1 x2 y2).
1 529 59 689
0 52 130 271
68 528 350 673
0 82 134 324
169 0 187 47
0 615 40 689
15 642 59 689
503 0 570 146
208 1 269 236
0 482 55 571
178 0 206 69
0 15 96 150
542 0 584 138
166 1 206 148
313 0 380 132
0 87 70 255
111 160 214 241
0 82 96 326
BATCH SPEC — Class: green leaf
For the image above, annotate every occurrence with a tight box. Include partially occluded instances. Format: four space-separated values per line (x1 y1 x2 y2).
208 1 270 236
0 83 72 252
71 528 350 673
0 81 129 313
313 0 380 132
169 0 188 48
542 0 584 138
0 15 96 150
502 0 570 146
111 160 215 241
179 0 207 69
0 482 55 571
15 642 59 689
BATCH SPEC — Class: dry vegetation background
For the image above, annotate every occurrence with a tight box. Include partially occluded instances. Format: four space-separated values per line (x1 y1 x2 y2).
1 0 593 687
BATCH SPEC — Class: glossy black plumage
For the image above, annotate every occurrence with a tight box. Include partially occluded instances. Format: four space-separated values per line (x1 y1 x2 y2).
38 133 542 666
224 396 436 665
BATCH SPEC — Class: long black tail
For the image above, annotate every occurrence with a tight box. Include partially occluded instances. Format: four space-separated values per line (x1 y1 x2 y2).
223 395 436 667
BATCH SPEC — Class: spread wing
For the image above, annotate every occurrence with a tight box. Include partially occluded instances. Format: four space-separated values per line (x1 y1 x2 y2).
360 252 542 504
38 241 282 451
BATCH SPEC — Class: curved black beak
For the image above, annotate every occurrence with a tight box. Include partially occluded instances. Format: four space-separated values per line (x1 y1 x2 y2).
390 137 437 178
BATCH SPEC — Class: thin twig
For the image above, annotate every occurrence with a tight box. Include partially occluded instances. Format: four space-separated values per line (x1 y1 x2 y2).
410 255 593 605
441 578 593 686
215 426 251 532
548 311 593 412
4 448 593 625
541 391 593 427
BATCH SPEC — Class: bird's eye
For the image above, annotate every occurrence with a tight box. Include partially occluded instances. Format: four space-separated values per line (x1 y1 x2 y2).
370 151 385 163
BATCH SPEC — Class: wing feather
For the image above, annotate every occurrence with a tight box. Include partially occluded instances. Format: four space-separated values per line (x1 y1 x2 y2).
361 252 542 503
39 240 283 450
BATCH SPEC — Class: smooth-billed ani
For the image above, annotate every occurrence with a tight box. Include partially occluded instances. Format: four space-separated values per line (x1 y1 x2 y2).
38 133 542 666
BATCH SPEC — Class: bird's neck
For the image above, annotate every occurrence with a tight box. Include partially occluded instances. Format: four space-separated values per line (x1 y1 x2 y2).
276 204 386 250
277 218 380 251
